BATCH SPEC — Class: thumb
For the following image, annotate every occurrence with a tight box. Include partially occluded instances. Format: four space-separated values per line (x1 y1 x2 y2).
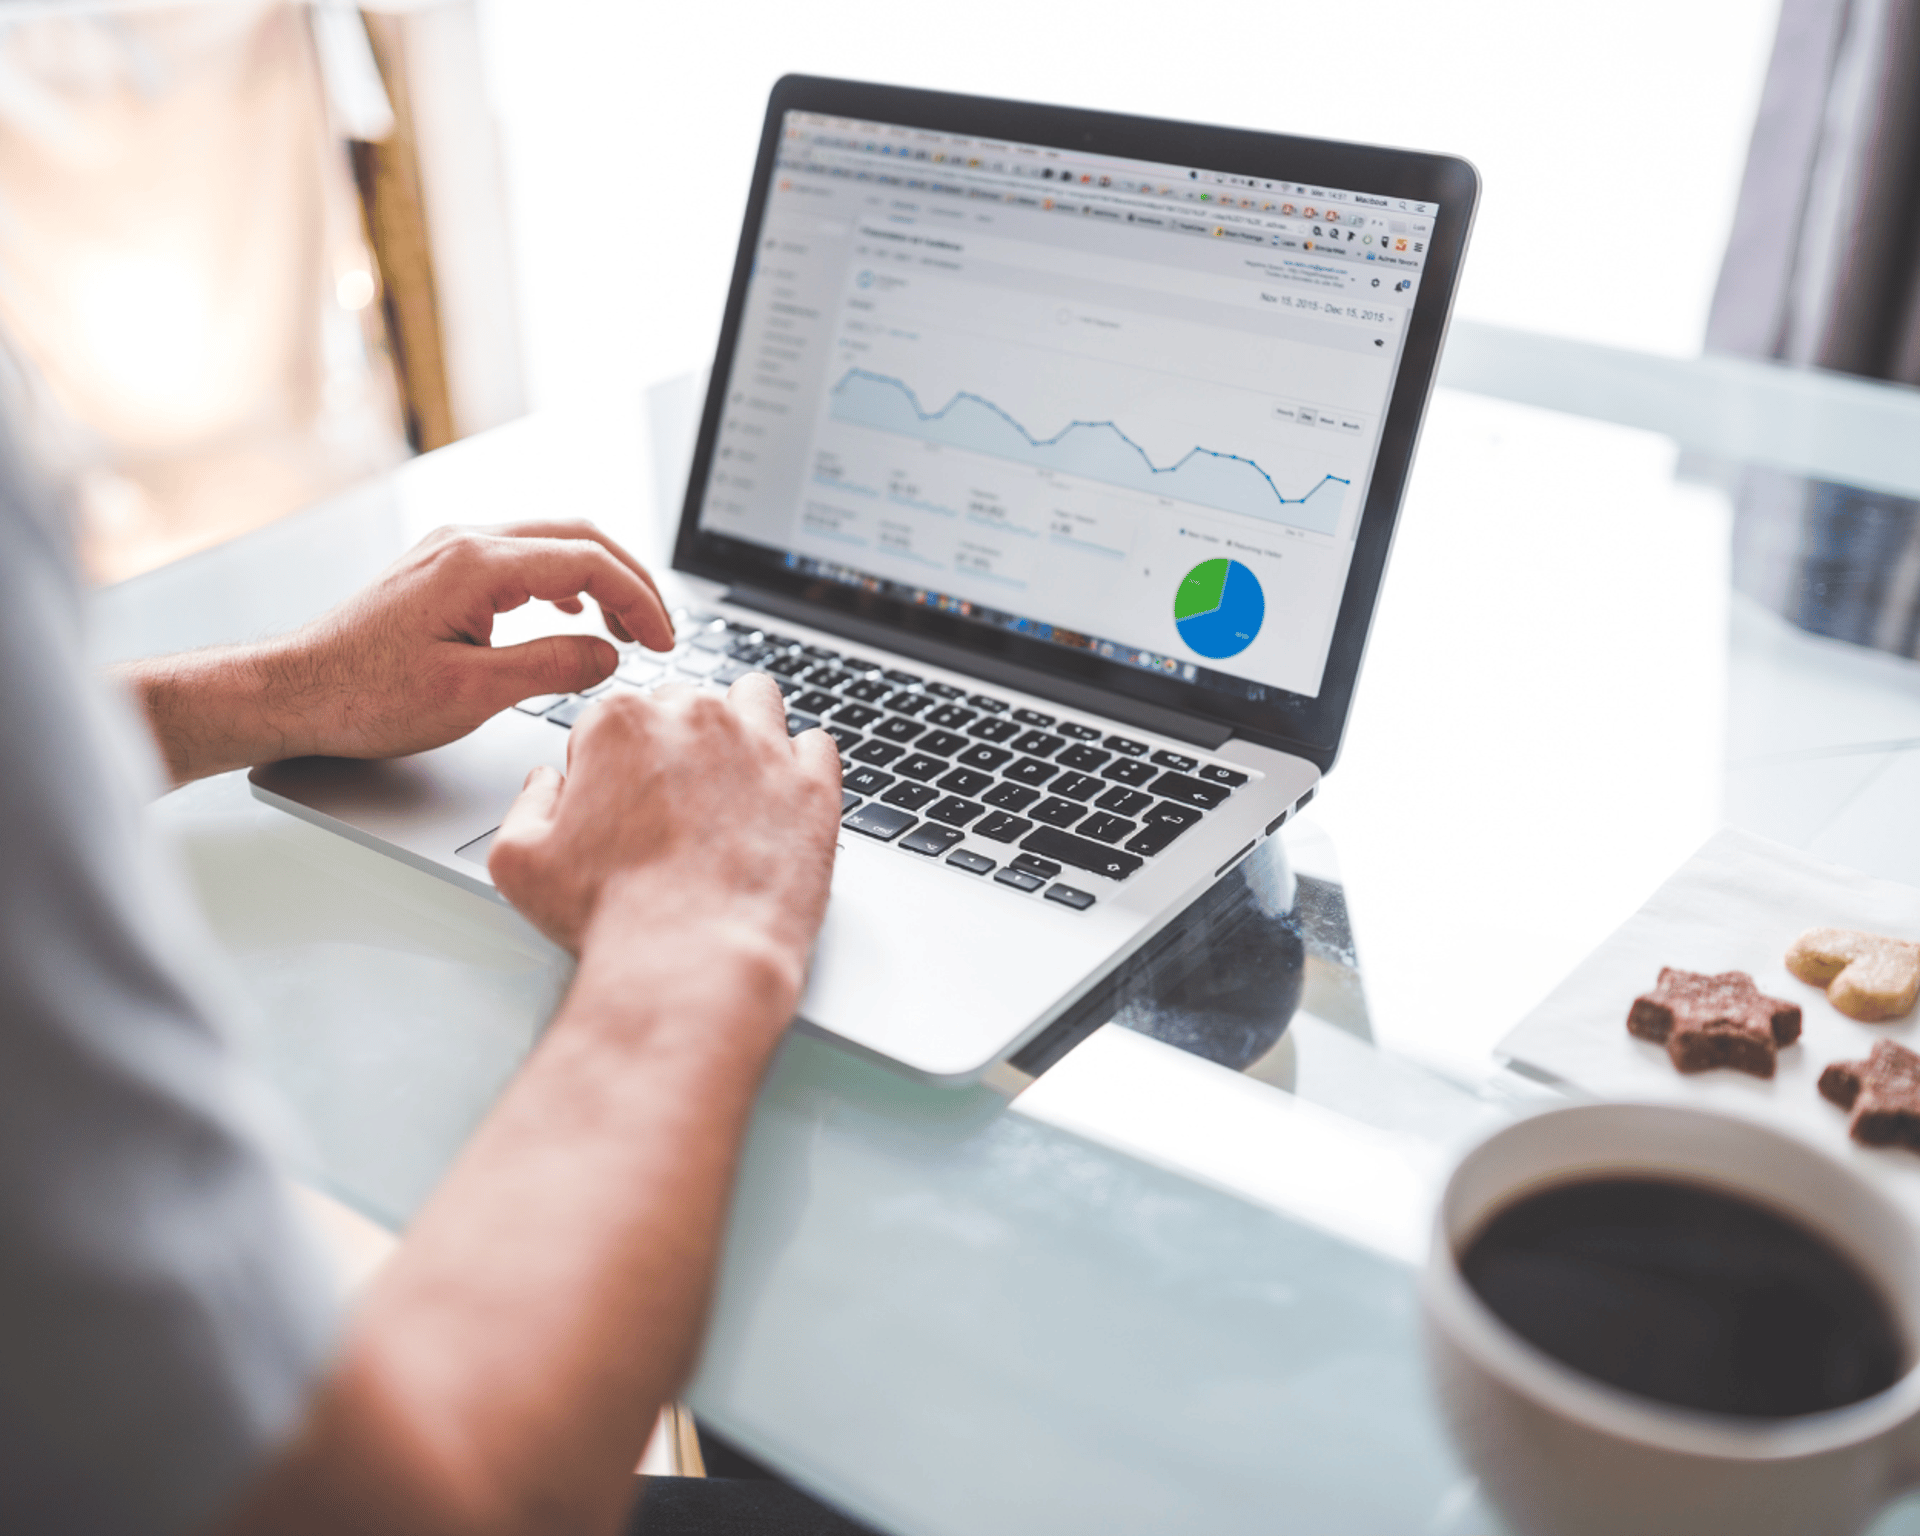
488 764 564 886
480 634 618 708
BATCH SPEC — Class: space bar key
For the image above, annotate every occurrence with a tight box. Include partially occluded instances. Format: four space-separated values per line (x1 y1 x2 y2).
1019 827 1144 882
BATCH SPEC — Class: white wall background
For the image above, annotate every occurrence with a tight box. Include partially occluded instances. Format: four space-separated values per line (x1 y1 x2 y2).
474 0 1781 411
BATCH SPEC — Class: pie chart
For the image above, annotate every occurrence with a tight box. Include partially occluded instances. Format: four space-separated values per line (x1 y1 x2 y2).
1174 558 1264 659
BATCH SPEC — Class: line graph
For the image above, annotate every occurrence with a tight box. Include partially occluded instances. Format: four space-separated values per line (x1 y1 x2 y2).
829 368 1350 534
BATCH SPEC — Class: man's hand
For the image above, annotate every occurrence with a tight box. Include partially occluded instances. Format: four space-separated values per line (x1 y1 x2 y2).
121 520 674 786
214 675 844 1536
490 673 842 987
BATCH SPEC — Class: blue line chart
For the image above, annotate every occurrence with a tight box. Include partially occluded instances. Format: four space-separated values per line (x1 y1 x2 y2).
829 367 1351 535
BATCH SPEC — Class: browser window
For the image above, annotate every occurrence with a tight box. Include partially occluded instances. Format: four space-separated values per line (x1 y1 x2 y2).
699 111 1438 704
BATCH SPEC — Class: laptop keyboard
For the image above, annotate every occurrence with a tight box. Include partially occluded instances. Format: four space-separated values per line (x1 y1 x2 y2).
519 611 1256 911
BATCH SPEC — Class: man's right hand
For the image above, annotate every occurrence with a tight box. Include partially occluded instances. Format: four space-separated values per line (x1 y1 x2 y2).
487 672 842 1006
218 673 844 1536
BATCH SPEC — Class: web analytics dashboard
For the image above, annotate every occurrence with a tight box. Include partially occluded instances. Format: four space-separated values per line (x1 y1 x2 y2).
699 111 1438 703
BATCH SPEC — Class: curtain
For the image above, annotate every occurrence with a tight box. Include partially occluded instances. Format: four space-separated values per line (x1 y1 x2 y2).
1707 0 1920 656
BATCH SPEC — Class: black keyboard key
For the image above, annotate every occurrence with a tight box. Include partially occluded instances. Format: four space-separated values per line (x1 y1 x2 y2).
966 694 1009 714
1151 749 1198 771
886 690 934 716
799 644 839 662
1096 786 1153 817
937 767 993 797
975 812 1033 843
918 730 968 758
1010 730 1066 758
1012 853 1062 879
1146 801 1205 831
967 717 1022 744
1078 813 1137 844
767 653 811 679
1051 772 1103 802
956 744 1012 772
923 680 965 699
759 630 798 648
844 677 893 704
882 668 922 687
926 704 977 730
1057 722 1101 740
873 715 924 743
900 823 965 856
1149 772 1231 809
883 782 940 811
1020 827 1145 882
841 788 862 813
824 725 862 753
844 766 895 796
790 689 838 716
1030 797 1087 828
947 848 997 875
1102 759 1158 787
785 712 820 737
1125 802 1203 855
850 739 904 767
1012 708 1056 727
927 796 986 827
842 657 882 676
845 803 915 841
1199 764 1249 787
1103 735 1148 757
994 868 1045 893
1003 757 1058 787
1056 744 1110 772
1045 884 1095 911
831 703 882 730
895 753 949 782
982 781 1041 812
776 677 806 698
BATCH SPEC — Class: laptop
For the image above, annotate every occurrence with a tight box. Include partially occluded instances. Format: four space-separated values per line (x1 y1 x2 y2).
252 75 1476 1083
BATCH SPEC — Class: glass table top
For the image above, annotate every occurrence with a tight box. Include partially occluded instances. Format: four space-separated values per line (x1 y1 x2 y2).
105 356 1920 1534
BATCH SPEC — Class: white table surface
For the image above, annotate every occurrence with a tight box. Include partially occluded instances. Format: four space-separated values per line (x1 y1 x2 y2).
99 363 1920 1534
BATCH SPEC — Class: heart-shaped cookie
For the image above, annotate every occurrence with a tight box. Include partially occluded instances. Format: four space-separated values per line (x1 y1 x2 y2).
1786 928 1920 1022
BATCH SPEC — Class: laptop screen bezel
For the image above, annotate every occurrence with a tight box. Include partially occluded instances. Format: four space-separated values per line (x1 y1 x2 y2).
672 74 1478 771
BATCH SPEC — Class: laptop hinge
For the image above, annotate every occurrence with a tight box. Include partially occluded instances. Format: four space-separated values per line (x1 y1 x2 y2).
724 584 1234 750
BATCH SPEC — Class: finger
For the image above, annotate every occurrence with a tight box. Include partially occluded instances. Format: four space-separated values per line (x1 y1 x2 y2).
727 670 791 747
469 633 618 714
551 596 585 615
471 536 674 651
790 720 843 790
494 519 669 646
488 764 564 878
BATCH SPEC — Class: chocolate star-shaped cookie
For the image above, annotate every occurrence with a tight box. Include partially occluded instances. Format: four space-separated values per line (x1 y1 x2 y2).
1820 1040 1920 1150
1627 967 1802 1077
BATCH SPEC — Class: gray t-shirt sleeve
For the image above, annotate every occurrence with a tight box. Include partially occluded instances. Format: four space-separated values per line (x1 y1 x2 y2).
0 461 339 1533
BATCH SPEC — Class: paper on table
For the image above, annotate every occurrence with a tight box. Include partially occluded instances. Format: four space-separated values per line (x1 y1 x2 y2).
1497 827 1920 1221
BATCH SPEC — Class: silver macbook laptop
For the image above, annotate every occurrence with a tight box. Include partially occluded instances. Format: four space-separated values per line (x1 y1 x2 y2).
252 76 1476 1083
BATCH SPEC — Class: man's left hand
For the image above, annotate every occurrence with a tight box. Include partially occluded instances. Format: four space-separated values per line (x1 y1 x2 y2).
123 520 674 785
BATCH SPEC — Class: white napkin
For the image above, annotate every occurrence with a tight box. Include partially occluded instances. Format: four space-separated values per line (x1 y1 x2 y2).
1496 827 1920 1219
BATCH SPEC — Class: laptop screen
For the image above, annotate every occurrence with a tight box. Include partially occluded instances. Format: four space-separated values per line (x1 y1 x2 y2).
695 108 1442 711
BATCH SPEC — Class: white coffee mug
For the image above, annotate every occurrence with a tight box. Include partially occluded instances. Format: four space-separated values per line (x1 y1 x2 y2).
1423 1102 1920 1536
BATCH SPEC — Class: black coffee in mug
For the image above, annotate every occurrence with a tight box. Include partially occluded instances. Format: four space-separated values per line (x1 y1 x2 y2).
1461 1176 1906 1418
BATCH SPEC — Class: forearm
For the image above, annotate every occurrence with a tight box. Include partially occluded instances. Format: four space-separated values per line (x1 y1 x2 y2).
220 887 800 1536
116 641 315 787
